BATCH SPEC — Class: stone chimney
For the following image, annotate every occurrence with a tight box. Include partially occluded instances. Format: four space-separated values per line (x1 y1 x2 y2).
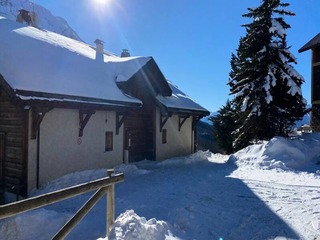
94 39 104 53
120 49 130 58
16 9 31 25
29 11 39 28
94 39 104 62
16 8 39 28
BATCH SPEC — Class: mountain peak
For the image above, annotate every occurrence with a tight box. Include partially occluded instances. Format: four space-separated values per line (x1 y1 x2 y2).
0 0 81 40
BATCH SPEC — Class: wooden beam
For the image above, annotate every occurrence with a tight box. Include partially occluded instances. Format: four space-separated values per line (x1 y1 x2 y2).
106 169 115 236
31 108 52 139
179 116 189 131
52 187 107 240
192 116 201 130
160 114 170 132
79 110 95 137
106 185 115 235
0 173 124 220
116 113 126 135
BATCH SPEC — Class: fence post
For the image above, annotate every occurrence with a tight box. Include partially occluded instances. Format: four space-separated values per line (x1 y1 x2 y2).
106 169 115 236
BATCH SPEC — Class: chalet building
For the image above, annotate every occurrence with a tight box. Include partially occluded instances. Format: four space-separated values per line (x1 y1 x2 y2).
0 16 209 197
299 33 320 131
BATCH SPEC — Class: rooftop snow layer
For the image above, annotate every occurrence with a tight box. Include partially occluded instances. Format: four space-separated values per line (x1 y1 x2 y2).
156 80 209 114
0 17 150 105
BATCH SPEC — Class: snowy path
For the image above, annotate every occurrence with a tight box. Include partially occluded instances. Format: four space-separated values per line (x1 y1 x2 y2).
243 179 320 240
109 153 319 240
0 151 319 240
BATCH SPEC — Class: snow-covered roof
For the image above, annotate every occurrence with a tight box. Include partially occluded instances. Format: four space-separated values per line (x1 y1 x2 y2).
0 17 151 107
156 80 209 115
299 33 320 53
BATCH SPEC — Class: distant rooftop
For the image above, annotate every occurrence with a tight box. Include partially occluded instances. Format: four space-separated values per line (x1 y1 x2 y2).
299 33 320 53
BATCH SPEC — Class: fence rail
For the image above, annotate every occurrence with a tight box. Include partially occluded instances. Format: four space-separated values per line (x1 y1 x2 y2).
0 170 124 239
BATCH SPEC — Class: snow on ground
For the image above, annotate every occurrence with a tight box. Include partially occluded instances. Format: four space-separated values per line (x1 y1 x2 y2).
1 135 320 240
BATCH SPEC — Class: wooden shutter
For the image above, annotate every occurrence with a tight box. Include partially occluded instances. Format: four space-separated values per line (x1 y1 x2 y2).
105 132 113 152
162 129 167 144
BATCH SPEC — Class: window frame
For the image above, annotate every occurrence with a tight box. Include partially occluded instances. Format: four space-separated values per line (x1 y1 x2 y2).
105 131 113 152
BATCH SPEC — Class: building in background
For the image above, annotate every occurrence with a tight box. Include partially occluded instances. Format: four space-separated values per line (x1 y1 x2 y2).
299 33 320 131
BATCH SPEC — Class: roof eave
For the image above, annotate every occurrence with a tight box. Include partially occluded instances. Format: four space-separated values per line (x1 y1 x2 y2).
14 89 142 111
162 105 210 117
299 33 320 53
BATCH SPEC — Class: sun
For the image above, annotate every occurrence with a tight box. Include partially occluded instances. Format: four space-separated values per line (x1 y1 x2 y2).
95 0 111 5
88 0 117 17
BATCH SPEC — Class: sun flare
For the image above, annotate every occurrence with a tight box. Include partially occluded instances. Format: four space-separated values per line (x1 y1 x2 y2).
94 0 111 5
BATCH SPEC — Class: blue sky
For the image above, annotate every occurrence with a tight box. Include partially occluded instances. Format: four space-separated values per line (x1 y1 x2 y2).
35 0 319 112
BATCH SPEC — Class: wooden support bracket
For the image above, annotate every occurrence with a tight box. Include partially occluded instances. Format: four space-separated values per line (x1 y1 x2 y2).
31 108 52 139
178 115 189 131
192 116 201 130
116 113 126 135
79 110 95 137
160 114 170 132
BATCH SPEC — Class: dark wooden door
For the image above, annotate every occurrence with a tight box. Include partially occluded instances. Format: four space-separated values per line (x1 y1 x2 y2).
125 128 153 162
124 111 154 162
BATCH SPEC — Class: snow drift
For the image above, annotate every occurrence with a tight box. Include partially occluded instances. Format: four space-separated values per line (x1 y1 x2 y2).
101 210 178 240
231 133 320 172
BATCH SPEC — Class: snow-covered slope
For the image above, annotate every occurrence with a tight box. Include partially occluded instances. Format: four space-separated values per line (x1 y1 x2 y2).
1 135 320 239
0 0 81 40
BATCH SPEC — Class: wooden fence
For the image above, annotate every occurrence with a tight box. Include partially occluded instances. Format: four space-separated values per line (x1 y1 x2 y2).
0 170 124 239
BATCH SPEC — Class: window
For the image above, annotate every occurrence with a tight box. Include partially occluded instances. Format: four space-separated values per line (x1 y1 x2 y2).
105 132 113 151
162 129 167 144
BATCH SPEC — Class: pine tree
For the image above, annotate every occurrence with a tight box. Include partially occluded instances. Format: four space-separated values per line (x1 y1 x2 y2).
210 100 239 154
228 0 307 149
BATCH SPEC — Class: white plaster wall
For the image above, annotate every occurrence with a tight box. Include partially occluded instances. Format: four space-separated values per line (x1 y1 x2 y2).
155 109 193 160
29 109 123 186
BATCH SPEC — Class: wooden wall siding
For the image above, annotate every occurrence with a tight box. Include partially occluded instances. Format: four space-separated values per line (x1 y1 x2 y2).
0 133 5 176
313 65 320 102
0 132 5 203
313 46 320 63
120 70 158 162
0 89 27 196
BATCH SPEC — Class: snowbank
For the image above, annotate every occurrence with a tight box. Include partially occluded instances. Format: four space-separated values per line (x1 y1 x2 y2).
231 134 320 172
229 134 320 186
30 169 107 196
99 210 178 240
114 164 150 176
0 209 70 240
157 150 233 166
